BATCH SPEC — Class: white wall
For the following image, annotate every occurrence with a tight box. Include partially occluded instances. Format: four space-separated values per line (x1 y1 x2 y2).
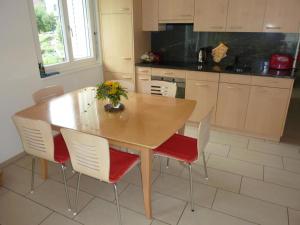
0 0 103 163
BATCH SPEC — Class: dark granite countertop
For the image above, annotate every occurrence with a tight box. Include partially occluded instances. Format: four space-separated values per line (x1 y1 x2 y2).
136 62 298 79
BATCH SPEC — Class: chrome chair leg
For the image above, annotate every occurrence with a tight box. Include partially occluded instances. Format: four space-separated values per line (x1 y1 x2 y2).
113 183 122 225
188 163 194 212
166 158 170 168
61 164 72 211
30 157 36 194
73 173 81 216
202 151 208 180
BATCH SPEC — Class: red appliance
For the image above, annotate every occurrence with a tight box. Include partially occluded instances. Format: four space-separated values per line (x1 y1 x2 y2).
269 54 294 70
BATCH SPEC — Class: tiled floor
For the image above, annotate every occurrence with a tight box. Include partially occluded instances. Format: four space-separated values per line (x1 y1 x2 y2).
1 126 300 225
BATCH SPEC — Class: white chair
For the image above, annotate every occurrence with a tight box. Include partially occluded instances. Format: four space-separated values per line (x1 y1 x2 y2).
32 85 64 104
144 80 177 97
109 80 135 92
13 116 72 211
61 128 140 225
154 109 212 211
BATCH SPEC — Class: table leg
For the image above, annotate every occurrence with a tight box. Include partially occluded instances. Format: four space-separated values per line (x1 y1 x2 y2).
140 150 153 219
40 159 48 180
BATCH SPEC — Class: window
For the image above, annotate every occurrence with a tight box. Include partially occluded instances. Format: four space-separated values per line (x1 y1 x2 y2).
30 0 99 76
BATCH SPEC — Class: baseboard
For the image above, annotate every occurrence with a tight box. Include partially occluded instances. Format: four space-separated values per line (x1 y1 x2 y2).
0 151 26 169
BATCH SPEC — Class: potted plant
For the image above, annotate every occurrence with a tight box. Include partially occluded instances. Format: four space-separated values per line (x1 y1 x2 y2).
96 81 128 111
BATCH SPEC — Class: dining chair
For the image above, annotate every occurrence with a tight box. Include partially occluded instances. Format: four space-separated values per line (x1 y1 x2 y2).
61 128 140 225
110 80 135 92
32 85 64 104
13 116 72 211
145 80 177 97
154 109 212 212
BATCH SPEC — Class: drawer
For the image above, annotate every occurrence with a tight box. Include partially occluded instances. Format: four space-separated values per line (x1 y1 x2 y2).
136 67 152 75
251 76 293 89
104 71 133 81
220 73 252 85
186 71 219 82
151 68 186 78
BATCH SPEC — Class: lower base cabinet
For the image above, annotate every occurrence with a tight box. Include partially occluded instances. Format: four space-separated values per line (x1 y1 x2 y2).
245 86 290 139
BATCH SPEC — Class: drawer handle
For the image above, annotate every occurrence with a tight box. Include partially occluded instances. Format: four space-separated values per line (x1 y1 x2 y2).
179 14 192 17
229 26 243 29
139 77 150 80
210 26 223 29
266 26 281 30
140 70 149 73
119 8 130 11
195 83 208 87
227 86 239 89
121 57 132 60
122 76 132 79
164 72 173 75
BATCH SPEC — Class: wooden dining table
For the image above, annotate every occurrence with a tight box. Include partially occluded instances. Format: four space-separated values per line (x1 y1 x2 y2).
16 87 196 219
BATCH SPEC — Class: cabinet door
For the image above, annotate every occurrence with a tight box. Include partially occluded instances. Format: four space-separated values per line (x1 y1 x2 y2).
194 0 229 32
186 80 218 123
104 72 133 82
136 74 151 93
99 0 132 14
101 14 133 74
142 0 159 31
245 87 290 138
227 0 266 32
216 83 250 130
263 0 300 33
159 0 194 22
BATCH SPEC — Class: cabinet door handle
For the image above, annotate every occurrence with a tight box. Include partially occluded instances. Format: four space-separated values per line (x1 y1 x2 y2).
121 57 132 60
139 70 149 73
210 26 223 29
122 76 132 79
227 86 239 89
229 26 243 30
119 8 130 11
265 26 281 30
179 14 192 17
195 83 208 87
164 72 173 75
139 77 150 80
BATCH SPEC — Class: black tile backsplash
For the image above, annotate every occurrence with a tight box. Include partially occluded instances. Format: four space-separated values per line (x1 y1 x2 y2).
151 24 299 67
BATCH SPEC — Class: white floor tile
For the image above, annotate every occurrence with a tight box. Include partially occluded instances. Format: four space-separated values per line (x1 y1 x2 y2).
283 158 300 174
123 166 160 187
204 142 230 157
75 197 151 225
0 186 8 196
152 174 216 208
153 158 186 176
264 167 300 189
27 179 93 218
288 209 300 225
241 177 300 210
210 132 249 148
180 165 242 193
119 185 186 225
151 220 170 225
229 147 283 168
208 155 263 179
68 174 129 202
213 190 288 225
0 191 51 225
178 204 256 225
40 213 82 225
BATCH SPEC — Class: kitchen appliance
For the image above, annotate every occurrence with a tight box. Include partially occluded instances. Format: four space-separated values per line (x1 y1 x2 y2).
269 54 293 70
151 75 185 99
198 47 212 64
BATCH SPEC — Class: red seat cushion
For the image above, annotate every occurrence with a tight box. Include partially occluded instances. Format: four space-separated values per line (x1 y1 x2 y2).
54 134 70 164
154 134 198 163
109 148 140 183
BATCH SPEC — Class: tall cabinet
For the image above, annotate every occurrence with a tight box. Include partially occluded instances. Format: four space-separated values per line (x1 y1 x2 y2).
99 0 150 85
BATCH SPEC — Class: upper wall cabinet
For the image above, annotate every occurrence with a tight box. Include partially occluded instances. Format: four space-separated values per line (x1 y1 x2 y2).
158 0 194 23
263 0 300 33
226 0 266 32
142 0 159 31
194 0 229 32
99 0 132 14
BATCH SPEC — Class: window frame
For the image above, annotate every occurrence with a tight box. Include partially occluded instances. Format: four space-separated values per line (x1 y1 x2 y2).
28 0 100 76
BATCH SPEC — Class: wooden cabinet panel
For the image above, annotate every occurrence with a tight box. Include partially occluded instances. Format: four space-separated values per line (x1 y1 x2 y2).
151 68 186 78
226 0 266 32
263 0 300 33
99 0 132 14
104 72 133 82
159 0 194 23
101 14 133 74
136 74 151 93
186 80 219 123
216 83 250 130
186 71 220 82
142 0 159 31
245 87 290 138
136 67 152 75
194 0 229 32
251 77 294 89
220 74 252 85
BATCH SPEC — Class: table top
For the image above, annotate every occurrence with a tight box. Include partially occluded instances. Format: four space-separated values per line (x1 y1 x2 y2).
16 87 196 150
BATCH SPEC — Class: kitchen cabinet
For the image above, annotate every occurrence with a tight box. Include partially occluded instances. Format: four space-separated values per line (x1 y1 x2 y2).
226 0 266 32
194 0 229 32
263 0 300 33
104 72 134 82
99 0 132 14
159 0 194 23
101 14 133 75
142 0 159 31
216 83 251 130
186 80 219 123
136 67 151 93
245 86 291 138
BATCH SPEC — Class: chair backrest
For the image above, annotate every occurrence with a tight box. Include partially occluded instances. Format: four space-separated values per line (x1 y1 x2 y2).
60 128 110 182
13 116 55 162
110 80 135 92
32 85 64 104
197 109 213 156
145 80 177 97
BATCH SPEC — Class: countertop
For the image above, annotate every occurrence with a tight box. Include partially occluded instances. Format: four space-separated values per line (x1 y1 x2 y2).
136 62 298 79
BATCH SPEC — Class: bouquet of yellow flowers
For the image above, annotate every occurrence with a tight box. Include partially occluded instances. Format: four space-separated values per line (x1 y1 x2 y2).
96 81 128 108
